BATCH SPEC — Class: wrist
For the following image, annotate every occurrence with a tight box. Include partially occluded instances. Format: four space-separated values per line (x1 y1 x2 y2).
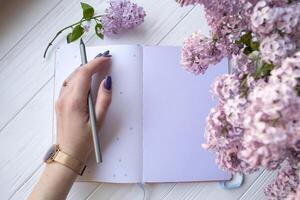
44 145 87 176
59 143 91 163
46 161 77 176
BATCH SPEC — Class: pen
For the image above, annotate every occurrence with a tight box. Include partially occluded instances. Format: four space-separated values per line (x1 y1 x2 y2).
79 38 102 163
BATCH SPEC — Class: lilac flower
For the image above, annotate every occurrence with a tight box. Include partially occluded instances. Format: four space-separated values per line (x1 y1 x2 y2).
181 31 224 75
223 97 248 128
265 165 300 200
177 0 300 198
270 52 300 89
231 52 256 76
276 5 300 34
203 106 250 172
178 0 254 59
251 1 300 36
285 178 300 200
260 34 296 65
203 73 254 172
204 1 253 55
241 85 296 169
251 1 280 36
241 53 300 170
211 74 240 102
82 21 91 32
101 0 146 36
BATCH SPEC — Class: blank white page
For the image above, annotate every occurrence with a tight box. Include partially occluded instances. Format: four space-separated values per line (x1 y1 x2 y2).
142 46 231 182
54 44 143 183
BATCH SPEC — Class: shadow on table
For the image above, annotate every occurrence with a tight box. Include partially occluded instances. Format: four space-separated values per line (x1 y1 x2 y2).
0 0 40 36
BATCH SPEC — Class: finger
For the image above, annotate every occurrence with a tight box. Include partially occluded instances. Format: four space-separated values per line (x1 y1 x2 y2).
95 76 112 129
73 57 111 100
85 56 111 76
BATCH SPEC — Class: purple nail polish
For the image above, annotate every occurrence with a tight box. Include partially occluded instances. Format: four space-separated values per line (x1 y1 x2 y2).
103 50 110 55
95 52 103 58
103 54 112 57
104 76 112 90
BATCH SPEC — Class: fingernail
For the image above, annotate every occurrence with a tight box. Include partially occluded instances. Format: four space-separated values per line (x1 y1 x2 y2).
104 76 112 90
103 54 112 57
103 50 110 56
95 52 103 58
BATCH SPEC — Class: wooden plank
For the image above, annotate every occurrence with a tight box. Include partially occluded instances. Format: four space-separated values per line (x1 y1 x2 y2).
239 170 276 200
159 5 209 46
11 164 102 200
144 183 177 200
0 0 62 60
87 183 177 200
162 182 206 200
0 0 104 131
186 171 264 200
11 165 44 200
0 80 53 199
87 184 144 200
67 182 101 200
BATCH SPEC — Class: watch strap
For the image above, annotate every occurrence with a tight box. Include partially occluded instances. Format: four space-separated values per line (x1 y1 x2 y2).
54 150 86 176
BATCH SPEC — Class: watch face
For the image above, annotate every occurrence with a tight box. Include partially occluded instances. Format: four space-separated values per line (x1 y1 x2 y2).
43 144 57 162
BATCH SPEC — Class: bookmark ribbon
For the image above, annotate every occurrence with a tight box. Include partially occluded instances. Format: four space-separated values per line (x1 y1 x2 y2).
219 173 244 189
137 183 146 200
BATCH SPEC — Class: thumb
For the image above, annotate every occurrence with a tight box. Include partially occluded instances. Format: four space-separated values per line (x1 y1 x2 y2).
95 76 112 129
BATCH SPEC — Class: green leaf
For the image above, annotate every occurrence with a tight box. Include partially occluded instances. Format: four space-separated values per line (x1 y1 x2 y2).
235 40 242 45
250 41 260 51
221 126 227 136
95 23 104 39
295 84 300 96
253 62 274 80
81 2 94 20
243 46 253 55
240 32 252 47
271 118 279 126
67 25 84 43
240 74 249 98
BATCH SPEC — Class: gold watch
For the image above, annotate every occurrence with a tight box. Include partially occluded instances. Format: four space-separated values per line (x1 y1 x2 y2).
44 145 86 176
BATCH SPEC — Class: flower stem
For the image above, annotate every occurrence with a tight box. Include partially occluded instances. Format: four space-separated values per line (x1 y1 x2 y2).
43 15 103 58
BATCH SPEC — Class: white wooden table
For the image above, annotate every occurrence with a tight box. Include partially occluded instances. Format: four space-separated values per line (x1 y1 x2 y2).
0 1 275 199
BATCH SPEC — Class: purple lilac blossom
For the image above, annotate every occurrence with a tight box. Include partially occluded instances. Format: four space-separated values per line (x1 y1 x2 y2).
180 31 224 74
211 74 240 102
203 105 250 172
101 0 146 36
177 0 300 198
265 164 300 200
251 1 300 37
260 34 296 65
241 54 300 169
178 0 257 57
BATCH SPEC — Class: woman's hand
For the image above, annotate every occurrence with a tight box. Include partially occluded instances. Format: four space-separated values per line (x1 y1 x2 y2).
55 56 112 162
28 55 112 200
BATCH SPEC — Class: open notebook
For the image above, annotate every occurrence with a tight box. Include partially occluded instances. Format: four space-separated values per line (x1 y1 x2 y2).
53 44 231 183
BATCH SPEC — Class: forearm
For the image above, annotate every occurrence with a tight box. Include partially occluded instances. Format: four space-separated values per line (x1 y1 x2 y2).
28 163 77 200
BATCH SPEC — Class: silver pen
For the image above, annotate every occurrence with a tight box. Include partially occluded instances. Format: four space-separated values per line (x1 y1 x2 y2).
79 38 102 163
